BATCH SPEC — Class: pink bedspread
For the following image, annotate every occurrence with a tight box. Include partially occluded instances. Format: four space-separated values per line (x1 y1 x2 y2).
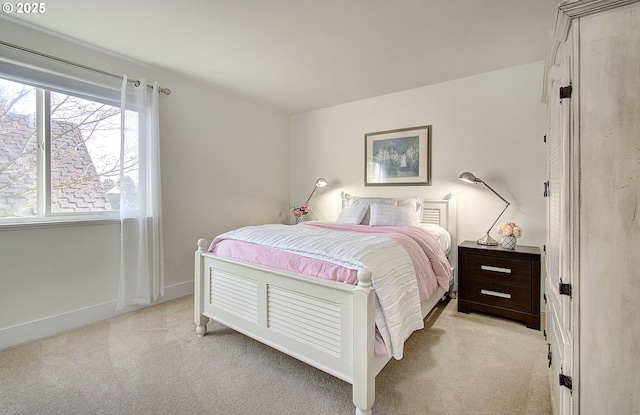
303 222 452 299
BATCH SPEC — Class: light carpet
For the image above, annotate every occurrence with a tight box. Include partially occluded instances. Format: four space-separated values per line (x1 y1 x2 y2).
0 295 551 415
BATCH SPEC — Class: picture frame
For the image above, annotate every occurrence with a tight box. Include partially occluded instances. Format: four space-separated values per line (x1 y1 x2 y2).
364 125 432 186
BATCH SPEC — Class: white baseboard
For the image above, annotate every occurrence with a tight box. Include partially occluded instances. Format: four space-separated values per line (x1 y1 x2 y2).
0 280 194 351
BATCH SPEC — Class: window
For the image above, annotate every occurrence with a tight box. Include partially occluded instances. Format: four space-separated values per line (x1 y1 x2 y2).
0 76 126 222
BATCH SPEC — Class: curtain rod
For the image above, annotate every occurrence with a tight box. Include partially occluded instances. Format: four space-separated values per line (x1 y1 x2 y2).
0 40 171 95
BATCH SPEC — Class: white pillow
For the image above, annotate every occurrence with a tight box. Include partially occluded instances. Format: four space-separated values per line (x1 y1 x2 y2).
336 203 369 224
368 203 415 226
343 195 423 225
397 197 423 225
346 196 396 225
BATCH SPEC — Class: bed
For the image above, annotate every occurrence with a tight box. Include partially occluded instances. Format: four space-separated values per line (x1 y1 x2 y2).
194 192 457 415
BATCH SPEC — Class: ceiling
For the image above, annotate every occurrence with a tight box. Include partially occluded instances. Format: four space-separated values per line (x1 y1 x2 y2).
7 0 559 114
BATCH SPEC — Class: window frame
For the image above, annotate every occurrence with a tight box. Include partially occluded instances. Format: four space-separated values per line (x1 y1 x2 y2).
0 66 123 227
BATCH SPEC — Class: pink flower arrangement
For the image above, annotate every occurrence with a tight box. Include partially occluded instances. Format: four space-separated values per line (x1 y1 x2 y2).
292 204 309 217
497 222 523 238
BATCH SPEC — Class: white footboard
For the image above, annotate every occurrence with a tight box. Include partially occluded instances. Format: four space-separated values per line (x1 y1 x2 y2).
194 238 446 414
195 238 382 414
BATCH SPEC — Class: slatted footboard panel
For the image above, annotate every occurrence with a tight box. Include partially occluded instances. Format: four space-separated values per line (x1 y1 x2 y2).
268 286 342 357
202 254 364 383
210 270 258 321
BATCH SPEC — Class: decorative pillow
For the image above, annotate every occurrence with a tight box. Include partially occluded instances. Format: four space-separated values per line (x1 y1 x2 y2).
368 203 416 226
397 197 424 225
336 203 369 224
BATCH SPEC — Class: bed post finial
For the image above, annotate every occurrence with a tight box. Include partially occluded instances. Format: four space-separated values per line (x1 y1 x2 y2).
356 268 372 288
197 238 208 252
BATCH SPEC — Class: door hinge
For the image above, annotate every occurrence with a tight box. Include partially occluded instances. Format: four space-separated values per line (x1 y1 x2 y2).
559 279 572 297
543 134 547 143
559 373 573 391
544 293 548 304
560 85 573 99
544 181 550 197
547 343 552 368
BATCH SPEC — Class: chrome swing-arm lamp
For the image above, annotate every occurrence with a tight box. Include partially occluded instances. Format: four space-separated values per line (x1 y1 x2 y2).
459 171 510 246
305 177 328 220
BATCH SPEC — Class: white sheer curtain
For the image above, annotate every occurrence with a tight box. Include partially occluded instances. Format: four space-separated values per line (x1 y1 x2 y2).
117 75 164 310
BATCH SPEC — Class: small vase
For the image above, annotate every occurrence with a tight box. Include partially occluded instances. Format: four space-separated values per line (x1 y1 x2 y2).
296 216 305 224
501 236 517 249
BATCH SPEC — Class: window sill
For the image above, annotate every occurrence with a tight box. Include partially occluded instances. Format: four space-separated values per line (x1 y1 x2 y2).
0 216 120 231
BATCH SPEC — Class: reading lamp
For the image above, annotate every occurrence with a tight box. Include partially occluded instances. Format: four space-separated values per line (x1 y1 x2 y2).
458 171 510 246
305 177 328 220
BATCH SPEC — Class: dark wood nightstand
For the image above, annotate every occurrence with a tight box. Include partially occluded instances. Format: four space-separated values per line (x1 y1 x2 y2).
457 240 541 330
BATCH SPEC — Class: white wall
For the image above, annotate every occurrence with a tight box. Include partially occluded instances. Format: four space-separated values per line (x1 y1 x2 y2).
291 62 547 252
0 18 290 349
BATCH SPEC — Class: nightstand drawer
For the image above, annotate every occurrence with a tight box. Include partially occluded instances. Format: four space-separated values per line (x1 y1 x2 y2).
463 279 532 313
464 254 532 286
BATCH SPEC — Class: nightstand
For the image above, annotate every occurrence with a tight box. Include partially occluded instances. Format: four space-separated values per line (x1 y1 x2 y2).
457 240 541 330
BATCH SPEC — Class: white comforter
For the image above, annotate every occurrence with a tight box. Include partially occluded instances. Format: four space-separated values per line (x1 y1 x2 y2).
210 224 424 359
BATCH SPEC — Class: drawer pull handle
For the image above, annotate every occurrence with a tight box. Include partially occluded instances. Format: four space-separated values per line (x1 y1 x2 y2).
481 289 512 299
481 265 512 274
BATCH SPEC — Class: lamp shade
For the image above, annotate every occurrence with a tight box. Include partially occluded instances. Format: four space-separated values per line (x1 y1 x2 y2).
458 171 481 184
315 177 328 187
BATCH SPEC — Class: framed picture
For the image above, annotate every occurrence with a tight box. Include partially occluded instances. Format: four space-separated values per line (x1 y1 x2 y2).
364 125 432 186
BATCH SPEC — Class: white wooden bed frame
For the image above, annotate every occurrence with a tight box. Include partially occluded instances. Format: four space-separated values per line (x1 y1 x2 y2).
194 192 457 415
